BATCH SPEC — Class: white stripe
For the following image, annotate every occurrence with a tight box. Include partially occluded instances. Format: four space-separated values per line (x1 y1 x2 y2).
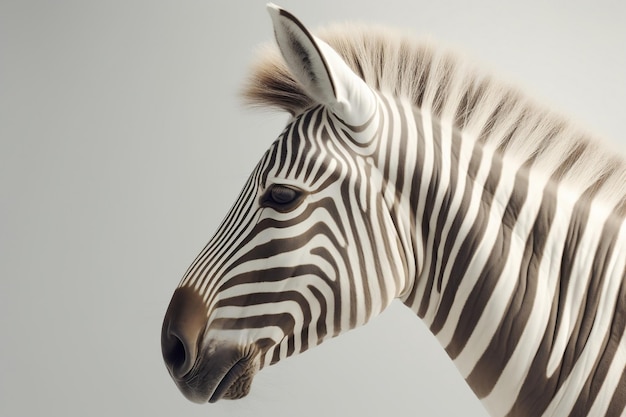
588 332 626 416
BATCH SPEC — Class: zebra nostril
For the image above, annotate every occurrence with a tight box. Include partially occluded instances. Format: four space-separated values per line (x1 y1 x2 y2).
161 287 209 379
162 330 189 376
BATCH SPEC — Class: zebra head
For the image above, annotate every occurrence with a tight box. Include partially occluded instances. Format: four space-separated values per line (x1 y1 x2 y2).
162 5 414 403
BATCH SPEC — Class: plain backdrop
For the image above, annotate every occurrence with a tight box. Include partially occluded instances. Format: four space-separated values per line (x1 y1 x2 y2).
1 1 625 416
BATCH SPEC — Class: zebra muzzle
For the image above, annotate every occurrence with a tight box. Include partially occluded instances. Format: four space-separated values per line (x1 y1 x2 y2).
161 286 259 402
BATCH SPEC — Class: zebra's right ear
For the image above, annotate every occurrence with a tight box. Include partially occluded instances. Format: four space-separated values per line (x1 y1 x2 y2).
267 4 376 127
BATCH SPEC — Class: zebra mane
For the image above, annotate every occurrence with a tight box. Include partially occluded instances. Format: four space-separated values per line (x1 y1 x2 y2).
243 23 626 216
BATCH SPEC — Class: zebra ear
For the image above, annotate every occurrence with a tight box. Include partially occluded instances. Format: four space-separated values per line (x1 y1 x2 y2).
267 4 376 126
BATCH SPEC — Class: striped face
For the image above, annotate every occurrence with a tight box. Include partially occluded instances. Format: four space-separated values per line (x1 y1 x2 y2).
162 104 408 402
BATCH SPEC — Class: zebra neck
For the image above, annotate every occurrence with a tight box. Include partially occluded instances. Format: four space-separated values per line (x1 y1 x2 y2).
391 105 626 416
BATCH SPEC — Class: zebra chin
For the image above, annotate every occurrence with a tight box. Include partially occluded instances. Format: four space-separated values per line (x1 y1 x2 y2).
172 343 260 404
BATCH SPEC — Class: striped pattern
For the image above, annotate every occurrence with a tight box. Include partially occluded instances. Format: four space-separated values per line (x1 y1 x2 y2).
163 8 626 416
179 103 409 366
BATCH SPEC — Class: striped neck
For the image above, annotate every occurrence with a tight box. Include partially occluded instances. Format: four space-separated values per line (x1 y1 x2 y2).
378 96 626 417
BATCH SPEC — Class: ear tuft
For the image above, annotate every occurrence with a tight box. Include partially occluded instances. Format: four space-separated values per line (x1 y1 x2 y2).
266 4 376 126
267 4 337 106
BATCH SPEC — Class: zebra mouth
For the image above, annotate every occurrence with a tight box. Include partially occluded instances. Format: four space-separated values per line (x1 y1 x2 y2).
172 344 258 404
208 357 255 402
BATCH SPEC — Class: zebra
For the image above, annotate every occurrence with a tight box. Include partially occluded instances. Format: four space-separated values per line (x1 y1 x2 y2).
161 4 626 416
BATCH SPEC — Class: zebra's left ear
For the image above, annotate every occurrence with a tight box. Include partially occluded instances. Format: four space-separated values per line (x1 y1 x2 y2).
267 4 376 127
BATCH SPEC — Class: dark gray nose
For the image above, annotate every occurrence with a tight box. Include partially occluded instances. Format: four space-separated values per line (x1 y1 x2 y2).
161 286 209 379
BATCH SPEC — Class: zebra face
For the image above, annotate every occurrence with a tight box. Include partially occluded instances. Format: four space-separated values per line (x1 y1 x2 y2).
162 5 409 404
162 103 408 402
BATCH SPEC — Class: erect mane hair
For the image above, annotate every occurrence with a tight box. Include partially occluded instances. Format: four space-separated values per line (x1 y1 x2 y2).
243 23 626 216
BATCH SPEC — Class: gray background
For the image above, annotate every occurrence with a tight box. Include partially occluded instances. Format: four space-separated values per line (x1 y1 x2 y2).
1 1 624 416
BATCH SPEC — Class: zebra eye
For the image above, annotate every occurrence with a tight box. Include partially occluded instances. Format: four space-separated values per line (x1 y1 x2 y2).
271 185 297 204
262 184 303 211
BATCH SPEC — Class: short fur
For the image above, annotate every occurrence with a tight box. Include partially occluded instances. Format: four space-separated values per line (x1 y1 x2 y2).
243 23 626 216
